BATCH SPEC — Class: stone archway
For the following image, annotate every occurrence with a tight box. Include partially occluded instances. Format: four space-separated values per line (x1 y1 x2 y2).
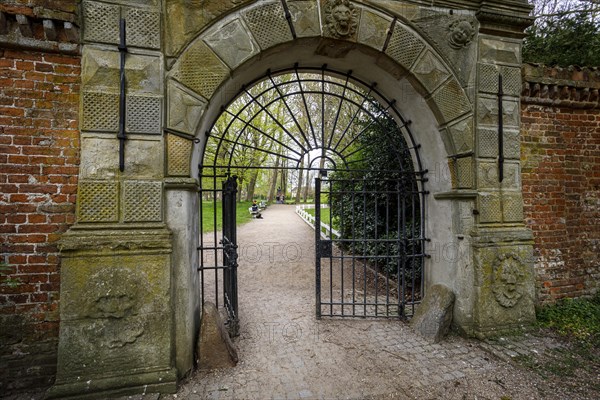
49 1 535 398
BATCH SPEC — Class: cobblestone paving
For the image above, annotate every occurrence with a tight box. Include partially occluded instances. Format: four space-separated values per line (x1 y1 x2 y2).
7 206 591 400
160 205 586 400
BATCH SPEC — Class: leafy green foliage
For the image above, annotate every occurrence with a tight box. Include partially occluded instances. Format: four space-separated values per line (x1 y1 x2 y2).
524 10 600 67
328 110 422 281
536 292 600 346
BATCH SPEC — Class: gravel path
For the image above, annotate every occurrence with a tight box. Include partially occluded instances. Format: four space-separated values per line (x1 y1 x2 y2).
166 205 597 400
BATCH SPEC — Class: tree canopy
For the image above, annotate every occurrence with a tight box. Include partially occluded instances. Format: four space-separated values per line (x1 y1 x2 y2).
523 0 600 67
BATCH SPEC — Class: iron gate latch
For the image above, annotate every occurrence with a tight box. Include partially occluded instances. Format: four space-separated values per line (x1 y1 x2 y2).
317 240 332 258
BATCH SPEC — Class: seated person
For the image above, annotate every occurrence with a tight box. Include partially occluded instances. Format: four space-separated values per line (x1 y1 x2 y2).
251 200 263 218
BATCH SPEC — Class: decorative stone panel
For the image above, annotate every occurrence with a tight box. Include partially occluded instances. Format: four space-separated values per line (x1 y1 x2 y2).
471 241 536 334
479 37 521 65
82 91 119 133
167 80 207 135
126 95 162 134
171 40 230 99
478 128 520 159
357 8 392 51
431 79 471 123
477 127 499 159
385 23 425 70
478 192 502 223
243 2 292 51
477 97 519 128
411 50 450 95
478 63 521 96
123 181 163 222
502 192 524 223
412 13 478 88
79 136 119 179
167 134 193 177
125 7 160 49
83 1 120 45
202 18 259 69
385 24 425 71
78 181 119 223
454 157 473 189
288 0 321 38
477 161 520 191
82 48 162 95
447 118 474 154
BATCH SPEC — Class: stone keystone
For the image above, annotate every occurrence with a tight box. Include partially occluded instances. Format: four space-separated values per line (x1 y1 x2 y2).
197 301 239 369
410 284 455 343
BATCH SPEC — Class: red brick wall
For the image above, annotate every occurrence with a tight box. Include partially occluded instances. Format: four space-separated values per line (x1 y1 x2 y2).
521 98 600 303
0 47 80 392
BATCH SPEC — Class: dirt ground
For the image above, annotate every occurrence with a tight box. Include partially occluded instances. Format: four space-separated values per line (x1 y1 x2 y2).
5 204 598 400
169 204 599 400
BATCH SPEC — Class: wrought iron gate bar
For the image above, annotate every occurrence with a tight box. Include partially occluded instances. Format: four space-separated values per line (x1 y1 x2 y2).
199 66 427 327
316 175 424 319
267 73 313 150
223 98 306 155
241 86 309 153
294 65 319 148
327 71 351 149
204 164 429 177
222 107 305 156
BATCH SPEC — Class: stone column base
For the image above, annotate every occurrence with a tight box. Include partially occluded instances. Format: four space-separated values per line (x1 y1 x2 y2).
471 226 536 338
47 226 177 399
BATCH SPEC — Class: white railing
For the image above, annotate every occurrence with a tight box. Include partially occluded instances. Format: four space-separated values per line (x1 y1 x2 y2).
295 204 340 239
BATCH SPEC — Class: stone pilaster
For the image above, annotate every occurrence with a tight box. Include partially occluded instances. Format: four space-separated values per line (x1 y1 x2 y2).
467 0 536 337
50 1 176 397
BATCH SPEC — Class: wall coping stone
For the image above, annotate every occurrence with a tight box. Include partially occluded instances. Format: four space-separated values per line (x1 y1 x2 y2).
522 63 600 108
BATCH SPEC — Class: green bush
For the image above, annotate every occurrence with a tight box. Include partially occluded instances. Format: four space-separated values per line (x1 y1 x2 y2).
536 292 600 346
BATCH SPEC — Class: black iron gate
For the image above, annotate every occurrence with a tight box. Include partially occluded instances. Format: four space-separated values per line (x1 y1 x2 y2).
315 173 426 318
221 176 239 335
199 174 239 336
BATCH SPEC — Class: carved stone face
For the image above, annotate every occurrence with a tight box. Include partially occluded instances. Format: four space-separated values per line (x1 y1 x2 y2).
448 20 475 49
493 255 525 308
325 0 357 38
333 4 351 32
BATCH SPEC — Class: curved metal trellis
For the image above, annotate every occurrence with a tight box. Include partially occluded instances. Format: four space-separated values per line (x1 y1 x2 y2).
201 65 425 176
198 65 428 327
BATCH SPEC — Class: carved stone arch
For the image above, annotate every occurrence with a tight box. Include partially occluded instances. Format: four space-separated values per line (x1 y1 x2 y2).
166 0 475 182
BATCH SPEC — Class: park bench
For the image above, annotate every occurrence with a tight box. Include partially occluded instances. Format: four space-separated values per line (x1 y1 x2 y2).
248 207 260 218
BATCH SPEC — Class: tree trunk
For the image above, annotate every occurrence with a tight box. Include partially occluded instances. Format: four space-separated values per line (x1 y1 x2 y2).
281 168 288 202
268 155 280 202
303 169 310 202
295 158 304 203
303 155 311 202
245 169 259 201
236 177 243 203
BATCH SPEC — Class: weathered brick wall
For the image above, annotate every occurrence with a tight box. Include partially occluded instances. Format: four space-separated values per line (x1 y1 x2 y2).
0 1 80 393
521 64 600 303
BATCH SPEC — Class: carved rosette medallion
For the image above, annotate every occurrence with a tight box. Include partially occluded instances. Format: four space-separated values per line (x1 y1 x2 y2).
492 253 526 308
447 19 475 49
324 0 358 39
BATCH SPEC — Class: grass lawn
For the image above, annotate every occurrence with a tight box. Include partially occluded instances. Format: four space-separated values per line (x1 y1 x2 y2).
201 200 256 232
303 207 332 225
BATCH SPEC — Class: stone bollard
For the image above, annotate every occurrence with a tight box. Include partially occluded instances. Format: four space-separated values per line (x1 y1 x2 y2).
197 302 239 369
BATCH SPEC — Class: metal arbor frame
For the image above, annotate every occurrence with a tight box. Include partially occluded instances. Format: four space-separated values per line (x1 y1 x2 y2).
198 66 428 331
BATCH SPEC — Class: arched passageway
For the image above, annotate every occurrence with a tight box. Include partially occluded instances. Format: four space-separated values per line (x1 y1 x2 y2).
198 67 428 333
51 1 536 398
